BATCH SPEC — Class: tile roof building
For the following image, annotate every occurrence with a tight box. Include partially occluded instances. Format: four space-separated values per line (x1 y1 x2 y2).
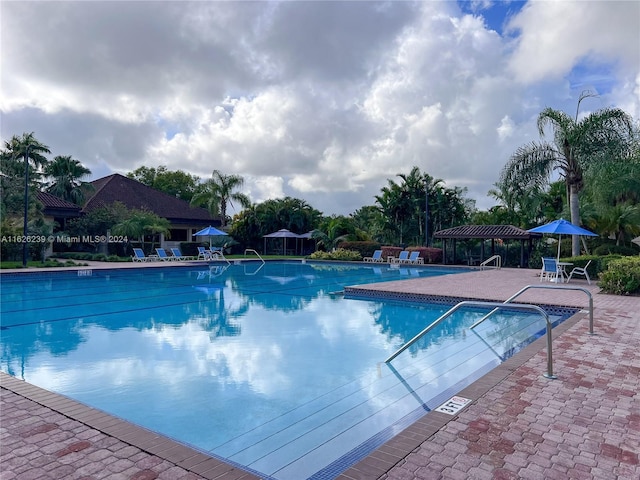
38 174 220 251
84 174 214 226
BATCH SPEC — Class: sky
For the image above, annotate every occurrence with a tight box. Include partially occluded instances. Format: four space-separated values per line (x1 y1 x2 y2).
1 0 639 216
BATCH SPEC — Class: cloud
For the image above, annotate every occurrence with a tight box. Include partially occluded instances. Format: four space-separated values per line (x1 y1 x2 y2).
507 0 640 85
1 1 638 214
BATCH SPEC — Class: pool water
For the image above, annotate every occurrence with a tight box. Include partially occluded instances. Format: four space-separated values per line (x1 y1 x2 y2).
0 262 570 479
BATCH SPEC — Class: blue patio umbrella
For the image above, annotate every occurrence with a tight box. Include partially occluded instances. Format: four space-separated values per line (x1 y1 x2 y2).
528 218 597 261
193 225 227 247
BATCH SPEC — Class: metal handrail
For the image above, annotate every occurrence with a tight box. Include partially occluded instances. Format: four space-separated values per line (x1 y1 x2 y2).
244 249 265 264
470 285 594 334
210 250 231 265
384 300 556 379
480 254 501 270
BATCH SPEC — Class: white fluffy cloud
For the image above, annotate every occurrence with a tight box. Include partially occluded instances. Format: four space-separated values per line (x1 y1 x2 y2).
2 0 638 214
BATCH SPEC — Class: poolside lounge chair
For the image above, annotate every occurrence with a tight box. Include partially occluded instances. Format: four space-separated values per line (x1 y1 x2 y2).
364 250 383 263
567 260 592 285
197 246 212 260
390 251 410 264
406 251 423 264
170 248 195 261
132 248 156 262
540 257 559 282
155 248 174 261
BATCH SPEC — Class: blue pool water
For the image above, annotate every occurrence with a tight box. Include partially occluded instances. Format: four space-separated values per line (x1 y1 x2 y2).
0 262 572 479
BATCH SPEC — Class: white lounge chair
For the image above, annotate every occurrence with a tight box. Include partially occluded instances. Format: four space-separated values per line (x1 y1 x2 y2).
567 260 592 284
390 251 410 264
406 251 423 264
197 246 212 260
364 250 383 263
132 248 156 262
155 248 175 261
170 248 195 261
540 257 559 282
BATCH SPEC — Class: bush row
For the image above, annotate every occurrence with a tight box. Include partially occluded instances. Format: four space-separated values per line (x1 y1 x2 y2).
309 248 362 261
54 252 130 262
599 256 640 295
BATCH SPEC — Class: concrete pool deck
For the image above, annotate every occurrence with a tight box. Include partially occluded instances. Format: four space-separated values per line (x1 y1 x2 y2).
1 263 638 479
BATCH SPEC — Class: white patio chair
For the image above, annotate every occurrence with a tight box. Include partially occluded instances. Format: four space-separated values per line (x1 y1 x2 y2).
567 260 592 285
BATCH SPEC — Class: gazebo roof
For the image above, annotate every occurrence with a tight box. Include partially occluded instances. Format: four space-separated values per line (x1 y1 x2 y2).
434 225 537 240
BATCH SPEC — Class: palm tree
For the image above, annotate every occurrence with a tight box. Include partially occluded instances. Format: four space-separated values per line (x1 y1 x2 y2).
112 210 170 253
4 132 50 171
45 155 93 205
312 216 358 251
501 95 634 255
191 170 251 227
592 202 640 247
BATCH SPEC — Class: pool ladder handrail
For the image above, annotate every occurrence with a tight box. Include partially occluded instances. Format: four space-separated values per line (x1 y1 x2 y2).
384 300 556 379
480 254 501 270
244 249 265 264
470 284 594 334
210 249 231 265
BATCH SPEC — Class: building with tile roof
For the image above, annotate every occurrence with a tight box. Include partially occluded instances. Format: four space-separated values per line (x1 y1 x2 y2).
83 174 219 247
38 174 220 251
37 191 82 230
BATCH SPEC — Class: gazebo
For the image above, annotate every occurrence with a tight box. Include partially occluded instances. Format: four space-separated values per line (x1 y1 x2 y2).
263 229 302 255
434 225 539 267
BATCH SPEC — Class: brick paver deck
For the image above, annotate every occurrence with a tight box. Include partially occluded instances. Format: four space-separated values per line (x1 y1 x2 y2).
2 263 639 479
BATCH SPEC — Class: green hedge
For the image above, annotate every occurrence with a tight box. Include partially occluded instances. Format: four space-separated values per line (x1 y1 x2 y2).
54 252 130 262
309 248 362 261
337 241 380 257
599 256 640 295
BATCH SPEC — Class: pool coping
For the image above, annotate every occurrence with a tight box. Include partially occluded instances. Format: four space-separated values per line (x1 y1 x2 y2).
335 308 586 479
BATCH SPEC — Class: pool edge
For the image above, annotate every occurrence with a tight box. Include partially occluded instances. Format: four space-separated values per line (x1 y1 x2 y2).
335 308 587 479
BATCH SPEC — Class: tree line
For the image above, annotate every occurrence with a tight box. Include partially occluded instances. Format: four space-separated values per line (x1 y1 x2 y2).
2 98 639 261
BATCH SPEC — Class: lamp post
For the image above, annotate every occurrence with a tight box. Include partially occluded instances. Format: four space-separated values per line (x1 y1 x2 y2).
22 144 30 267
424 180 430 247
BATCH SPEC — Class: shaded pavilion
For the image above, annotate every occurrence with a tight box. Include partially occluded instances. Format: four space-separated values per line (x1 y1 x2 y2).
434 225 539 267
263 229 302 255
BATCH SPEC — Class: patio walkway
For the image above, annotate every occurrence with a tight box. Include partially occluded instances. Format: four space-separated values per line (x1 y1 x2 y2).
1 264 639 479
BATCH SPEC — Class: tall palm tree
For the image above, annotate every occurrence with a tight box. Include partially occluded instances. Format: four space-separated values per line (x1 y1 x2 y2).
191 170 251 227
501 96 633 256
5 132 50 168
45 155 93 205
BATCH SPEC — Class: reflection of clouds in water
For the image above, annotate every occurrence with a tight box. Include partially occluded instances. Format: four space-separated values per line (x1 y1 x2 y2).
313 299 386 345
144 321 290 396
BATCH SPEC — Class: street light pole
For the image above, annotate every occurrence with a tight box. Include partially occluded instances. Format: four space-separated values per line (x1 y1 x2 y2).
22 144 30 267
425 180 429 247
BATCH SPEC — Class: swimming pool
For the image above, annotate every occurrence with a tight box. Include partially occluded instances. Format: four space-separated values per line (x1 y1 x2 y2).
0 262 573 479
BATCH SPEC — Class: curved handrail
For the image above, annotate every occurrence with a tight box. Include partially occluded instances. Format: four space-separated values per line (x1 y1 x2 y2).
385 300 556 379
470 284 594 334
480 254 501 270
210 250 231 265
244 249 265 264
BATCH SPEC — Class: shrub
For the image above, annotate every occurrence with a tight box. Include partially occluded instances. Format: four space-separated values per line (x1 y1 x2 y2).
309 248 362 261
381 246 402 260
594 244 638 256
563 255 600 277
53 252 129 262
406 246 443 264
599 256 640 295
337 241 380 258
